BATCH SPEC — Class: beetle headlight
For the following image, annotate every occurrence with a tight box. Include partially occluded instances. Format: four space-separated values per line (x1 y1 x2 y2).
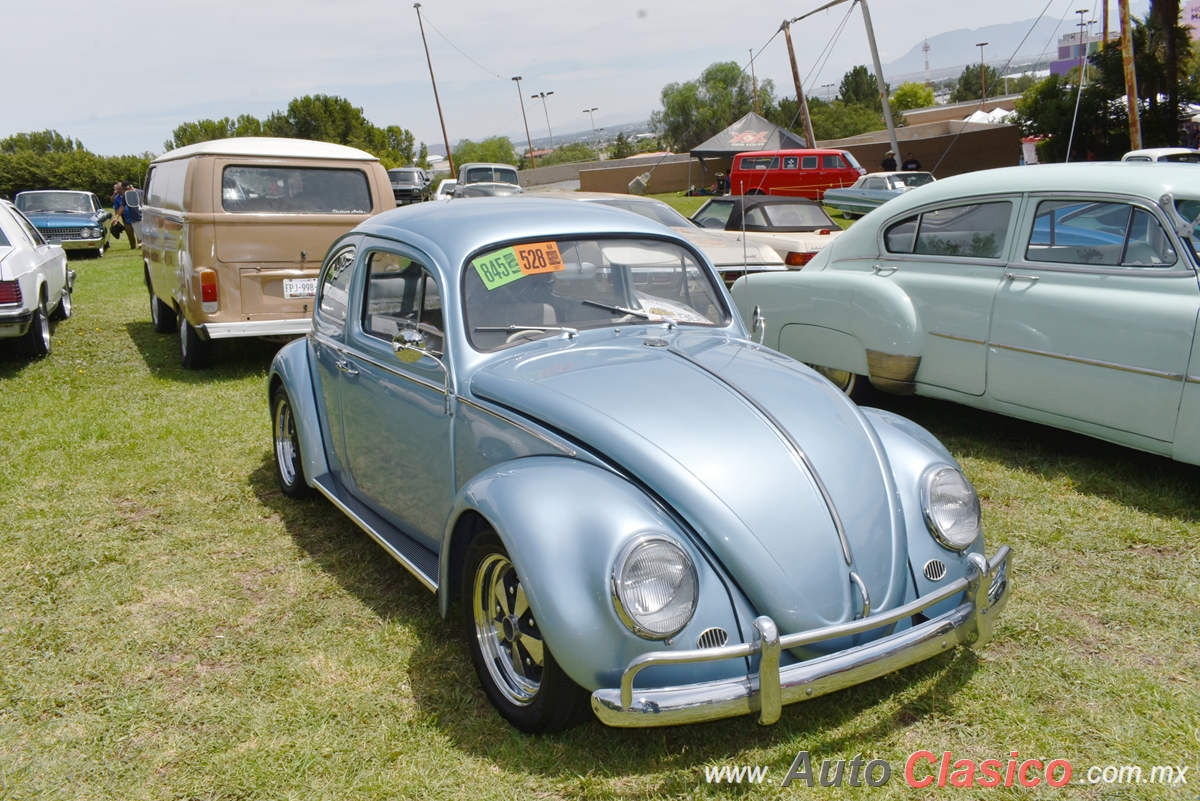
921 466 982 552
611 535 697 640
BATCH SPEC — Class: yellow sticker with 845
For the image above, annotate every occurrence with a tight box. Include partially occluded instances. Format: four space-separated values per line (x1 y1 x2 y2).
472 241 564 290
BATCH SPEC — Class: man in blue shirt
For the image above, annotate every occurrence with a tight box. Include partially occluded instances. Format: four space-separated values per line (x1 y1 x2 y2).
113 181 142 249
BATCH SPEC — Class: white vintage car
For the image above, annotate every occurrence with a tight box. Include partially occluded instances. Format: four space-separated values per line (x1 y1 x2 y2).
0 200 73 358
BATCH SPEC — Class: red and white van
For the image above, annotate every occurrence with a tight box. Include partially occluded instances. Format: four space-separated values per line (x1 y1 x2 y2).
728 149 865 199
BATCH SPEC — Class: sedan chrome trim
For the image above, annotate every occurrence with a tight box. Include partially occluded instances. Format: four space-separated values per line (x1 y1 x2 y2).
989 342 1185 380
593 546 1011 726
929 331 986 346
667 345 853 566
1188 375 1200 385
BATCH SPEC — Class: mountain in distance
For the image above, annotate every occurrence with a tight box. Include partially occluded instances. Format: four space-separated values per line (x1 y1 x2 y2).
883 4 1151 82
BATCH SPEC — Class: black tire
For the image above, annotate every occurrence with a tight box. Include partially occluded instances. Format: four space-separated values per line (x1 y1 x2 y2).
463 530 591 733
149 283 176 334
271 385 313 499
179 314 212 370
746 188 765 196
17 294 51 359
50 281 71 321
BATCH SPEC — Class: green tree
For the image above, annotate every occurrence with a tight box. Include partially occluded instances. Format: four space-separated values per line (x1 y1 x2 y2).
650 61 775 152
452 137 519 166
537 142 598 167
950 64 1002 103
610 133 636 159
809 101 885 140
839 66 882 111
890 82 936 113
1 130 84 155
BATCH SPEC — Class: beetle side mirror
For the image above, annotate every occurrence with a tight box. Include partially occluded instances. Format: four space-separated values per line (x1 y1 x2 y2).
391 327 429 364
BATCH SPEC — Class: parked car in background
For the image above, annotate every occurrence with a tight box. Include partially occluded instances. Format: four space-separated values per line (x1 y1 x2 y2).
548 191 786 285
268 196 1012 733
453 182 524 198
691 195 843 267
388 167 431 205
455 162 522 198
1121 147 1200 163
0 200 73 358
433 179 457 200
14 190 111 256
822 171 936 219
731 163 1200 466
727 148 865 199
142 137 393 369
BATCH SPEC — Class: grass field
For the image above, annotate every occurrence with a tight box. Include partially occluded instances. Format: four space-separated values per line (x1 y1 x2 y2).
1 244 1197 799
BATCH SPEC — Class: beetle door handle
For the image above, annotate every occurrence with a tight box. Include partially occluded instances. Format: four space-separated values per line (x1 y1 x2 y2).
335 358 359 376
1005 272 1040 282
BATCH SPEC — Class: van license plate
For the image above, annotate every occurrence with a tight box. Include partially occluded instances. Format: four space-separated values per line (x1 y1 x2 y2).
284 278 317 299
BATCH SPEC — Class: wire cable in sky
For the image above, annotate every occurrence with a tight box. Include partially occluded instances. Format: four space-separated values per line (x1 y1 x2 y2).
419 10 509 80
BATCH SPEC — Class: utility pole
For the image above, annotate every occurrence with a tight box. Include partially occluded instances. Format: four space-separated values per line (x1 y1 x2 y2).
977 42 988 103
781 21 816 146
858 0 901 162
532 91 555 149
1119 0 1142 149
512 77 536 169
414 3 453 175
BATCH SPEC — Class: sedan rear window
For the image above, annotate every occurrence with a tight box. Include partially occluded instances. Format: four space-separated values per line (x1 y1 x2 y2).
885 201 1012 259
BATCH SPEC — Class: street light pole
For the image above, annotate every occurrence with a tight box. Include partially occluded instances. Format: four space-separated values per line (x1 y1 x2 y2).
512 77 536 169
1076 9 1092 87
976 42 988 103
822 83 835 101
583 107 599 154
532 91 555 149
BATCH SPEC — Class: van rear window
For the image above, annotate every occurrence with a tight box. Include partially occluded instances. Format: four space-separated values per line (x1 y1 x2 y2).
221 167 372 214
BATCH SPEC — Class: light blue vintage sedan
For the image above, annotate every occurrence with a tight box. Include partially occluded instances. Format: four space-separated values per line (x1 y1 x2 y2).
268 197 1011 732
732 163 1200 466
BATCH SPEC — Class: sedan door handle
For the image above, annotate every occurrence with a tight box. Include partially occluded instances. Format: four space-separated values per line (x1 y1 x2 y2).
871 264 897 275
1005 272 1040 282
335 358 359 376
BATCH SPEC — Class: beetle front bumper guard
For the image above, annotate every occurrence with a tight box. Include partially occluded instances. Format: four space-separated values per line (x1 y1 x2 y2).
591 546 1011 727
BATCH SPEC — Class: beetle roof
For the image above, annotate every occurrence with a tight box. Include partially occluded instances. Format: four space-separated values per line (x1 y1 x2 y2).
355 196 686 268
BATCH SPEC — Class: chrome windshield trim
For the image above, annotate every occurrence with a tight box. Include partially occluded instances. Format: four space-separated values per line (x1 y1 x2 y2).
458 398 577 457
667 344 854 566
989 342 1185 380
929 331 986 346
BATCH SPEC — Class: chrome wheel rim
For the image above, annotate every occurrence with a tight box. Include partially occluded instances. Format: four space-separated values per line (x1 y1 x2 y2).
473 552 543 705
179 316 189 359
36 304 49 350
59 288 71 318
150 292 160 326
273 397 299 487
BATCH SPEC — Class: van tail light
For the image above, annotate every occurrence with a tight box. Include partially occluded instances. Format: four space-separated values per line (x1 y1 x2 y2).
0 280 22 305
199 269 219 312
785 251 815 267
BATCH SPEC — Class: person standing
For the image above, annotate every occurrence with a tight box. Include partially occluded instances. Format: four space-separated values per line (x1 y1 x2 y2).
902 152 922 171
113 181 141 249
880 150 897 171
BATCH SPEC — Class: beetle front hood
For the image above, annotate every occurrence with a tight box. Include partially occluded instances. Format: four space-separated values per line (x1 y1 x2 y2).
470 332 909 635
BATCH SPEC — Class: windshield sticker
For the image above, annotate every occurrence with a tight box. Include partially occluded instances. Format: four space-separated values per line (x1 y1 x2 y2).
473 248 525 290
472 241 566 290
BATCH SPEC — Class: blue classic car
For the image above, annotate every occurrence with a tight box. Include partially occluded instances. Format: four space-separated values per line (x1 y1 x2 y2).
14 190 111 256
268 198 1011 732
731 162 1200 466
821 171 936 219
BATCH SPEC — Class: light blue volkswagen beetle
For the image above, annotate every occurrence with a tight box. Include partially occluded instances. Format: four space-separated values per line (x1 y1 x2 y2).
268 197 1012 732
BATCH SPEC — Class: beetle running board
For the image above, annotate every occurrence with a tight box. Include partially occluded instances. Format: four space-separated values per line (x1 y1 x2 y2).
313 474 439 592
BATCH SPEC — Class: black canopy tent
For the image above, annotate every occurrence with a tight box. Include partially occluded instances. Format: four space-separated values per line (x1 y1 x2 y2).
687 112 809 192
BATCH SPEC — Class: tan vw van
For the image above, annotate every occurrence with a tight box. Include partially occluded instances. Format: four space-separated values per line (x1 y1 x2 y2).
142 137 393 368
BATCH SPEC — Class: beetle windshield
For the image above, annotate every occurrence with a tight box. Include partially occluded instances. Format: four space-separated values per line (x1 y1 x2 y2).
464 237 728 350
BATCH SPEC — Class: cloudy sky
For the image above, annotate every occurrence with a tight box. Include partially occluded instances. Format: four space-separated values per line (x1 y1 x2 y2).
6 0 1149 157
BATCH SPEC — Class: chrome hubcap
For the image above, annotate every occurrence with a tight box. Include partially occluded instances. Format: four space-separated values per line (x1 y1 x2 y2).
473 552 543 705
273 398 298 486
812 365 855 394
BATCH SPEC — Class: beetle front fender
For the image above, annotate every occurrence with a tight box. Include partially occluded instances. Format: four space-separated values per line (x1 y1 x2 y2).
440 457 746 691
268 337 329 487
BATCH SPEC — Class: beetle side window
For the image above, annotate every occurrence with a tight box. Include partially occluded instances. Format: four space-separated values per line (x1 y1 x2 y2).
885 202 1012 259
316 246 356 326
1026 199 1177 268
362 252 443 355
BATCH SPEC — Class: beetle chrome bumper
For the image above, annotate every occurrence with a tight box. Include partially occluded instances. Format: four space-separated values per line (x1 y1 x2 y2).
591 546 1011 728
